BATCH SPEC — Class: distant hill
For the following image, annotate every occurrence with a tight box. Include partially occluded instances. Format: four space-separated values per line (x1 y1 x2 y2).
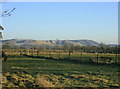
2 39 100 48
108 44 118 47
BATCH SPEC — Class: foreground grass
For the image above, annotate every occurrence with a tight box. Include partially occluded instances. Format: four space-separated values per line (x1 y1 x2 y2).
2 55 120 88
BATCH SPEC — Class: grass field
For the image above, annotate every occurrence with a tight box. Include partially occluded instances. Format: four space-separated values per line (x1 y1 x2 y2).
2 53 120 88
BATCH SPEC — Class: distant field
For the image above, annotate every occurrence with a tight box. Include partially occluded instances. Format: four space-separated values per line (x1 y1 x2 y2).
2 54 120 88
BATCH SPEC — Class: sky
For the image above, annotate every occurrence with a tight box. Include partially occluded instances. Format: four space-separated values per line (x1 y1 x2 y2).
1 2 118 44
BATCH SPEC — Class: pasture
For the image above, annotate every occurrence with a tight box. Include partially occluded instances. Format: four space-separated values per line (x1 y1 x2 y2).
2 51 120 88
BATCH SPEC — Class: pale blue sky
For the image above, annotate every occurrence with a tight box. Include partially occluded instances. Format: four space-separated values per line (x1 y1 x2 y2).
2 2 118 44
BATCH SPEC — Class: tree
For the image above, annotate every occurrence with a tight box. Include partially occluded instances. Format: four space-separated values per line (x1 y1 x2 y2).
2 42 10 49
0 26 4 38
0 0 15 63
0 0 15 39
0 0 15 17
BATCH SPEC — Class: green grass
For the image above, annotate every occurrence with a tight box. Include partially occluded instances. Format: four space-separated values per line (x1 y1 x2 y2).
2 54 120 88
38 52 118 62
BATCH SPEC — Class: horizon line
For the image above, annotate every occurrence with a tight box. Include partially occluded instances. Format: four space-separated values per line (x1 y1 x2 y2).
2 38 118 44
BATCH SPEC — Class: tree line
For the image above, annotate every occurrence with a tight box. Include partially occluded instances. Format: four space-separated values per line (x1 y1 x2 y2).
2 42 119 54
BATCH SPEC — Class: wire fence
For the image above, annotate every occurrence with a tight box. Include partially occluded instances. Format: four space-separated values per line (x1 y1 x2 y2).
2 49 119 64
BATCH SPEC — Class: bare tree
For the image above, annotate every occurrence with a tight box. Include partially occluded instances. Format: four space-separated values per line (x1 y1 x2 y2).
0 26 4 38
0 0 15 62
0 0 15 37
0 7 15 17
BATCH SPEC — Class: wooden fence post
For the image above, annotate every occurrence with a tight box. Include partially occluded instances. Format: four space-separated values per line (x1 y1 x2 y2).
58 51 61 59
81 51 83 62
29 49 30 55
27 49 29 55
49 51 52 58
97 53 99 63
31 49 33 56
69 50 71 59
43 50 45 57
115 53 118 64
37 50 39 56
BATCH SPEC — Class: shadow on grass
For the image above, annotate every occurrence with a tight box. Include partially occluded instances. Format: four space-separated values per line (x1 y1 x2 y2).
23 54 120 67
7 55 24 58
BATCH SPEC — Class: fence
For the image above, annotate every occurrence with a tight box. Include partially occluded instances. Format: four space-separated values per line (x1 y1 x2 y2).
2 49 120 64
